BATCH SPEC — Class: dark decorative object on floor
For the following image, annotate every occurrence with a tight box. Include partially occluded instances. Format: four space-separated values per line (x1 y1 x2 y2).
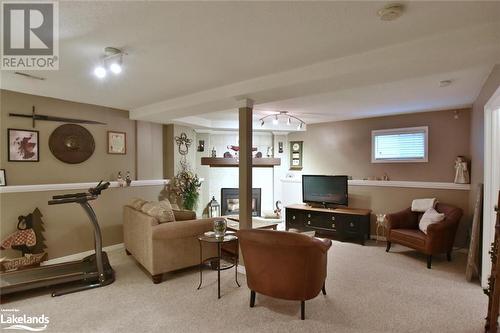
0 208 47 271
9 105 106 128
484 191 500 333
8 128 39 162
49 124 95 164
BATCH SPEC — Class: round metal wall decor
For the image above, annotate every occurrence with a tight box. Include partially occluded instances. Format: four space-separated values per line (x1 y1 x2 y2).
49 124 95 164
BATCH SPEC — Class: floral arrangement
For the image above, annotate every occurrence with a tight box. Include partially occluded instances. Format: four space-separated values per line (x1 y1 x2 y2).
172 162 201 211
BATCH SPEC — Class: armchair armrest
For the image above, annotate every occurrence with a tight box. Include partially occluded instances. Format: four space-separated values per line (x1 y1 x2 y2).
426 218 459 253
386 207 418 230
313 237 332 253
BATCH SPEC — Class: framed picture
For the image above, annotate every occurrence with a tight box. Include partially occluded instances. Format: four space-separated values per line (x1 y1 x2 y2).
107 131 126 154
8 129 39 162
0 169 6 186
289 141 303 170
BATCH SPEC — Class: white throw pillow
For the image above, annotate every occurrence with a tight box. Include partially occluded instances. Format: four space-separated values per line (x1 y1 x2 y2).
411 198 437 212
418 208 445 234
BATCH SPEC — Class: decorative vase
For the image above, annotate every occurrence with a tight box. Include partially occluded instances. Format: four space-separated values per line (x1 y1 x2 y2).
213 218 227 238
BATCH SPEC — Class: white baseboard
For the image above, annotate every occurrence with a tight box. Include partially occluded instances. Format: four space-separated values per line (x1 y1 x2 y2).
237 265 246 275
42 243 124 265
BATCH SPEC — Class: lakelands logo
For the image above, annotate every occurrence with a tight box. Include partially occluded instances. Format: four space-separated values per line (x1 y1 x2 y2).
1 1 59 70
1 309 49 331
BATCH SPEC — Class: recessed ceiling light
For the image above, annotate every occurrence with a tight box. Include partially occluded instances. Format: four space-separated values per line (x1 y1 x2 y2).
378 3 404 21
439 80 452 87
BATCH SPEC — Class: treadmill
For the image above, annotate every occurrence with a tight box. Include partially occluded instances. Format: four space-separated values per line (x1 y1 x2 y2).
0 181 115 297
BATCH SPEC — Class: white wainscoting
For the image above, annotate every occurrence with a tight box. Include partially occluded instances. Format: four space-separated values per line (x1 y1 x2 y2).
0 179 170 194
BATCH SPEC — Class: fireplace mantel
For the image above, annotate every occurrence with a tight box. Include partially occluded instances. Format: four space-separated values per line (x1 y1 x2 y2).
201 157 280 167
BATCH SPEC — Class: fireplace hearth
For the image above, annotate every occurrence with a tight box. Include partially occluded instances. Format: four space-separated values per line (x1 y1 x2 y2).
221 188 261 217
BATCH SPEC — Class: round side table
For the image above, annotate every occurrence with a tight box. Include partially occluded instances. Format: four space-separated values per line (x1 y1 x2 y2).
197 232 240 299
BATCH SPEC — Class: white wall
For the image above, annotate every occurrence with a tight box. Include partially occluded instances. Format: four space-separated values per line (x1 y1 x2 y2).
195 131 279 216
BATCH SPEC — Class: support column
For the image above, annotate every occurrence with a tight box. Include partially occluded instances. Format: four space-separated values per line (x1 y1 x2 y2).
238 99 254 230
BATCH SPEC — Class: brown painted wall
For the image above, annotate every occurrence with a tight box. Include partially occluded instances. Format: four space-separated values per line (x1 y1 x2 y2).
469 64 500 212
0 89 136 184
0 90 165 259
289 108 471 182
289 108 472 246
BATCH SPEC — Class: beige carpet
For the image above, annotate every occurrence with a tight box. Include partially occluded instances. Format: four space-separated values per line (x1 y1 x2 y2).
0 241 487 333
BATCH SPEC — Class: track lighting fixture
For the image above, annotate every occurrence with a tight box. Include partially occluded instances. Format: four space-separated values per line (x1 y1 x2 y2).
258 111 305 130
93 47 126 79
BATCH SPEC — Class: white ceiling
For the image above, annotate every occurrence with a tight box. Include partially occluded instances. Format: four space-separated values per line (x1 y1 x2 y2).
1 1 499 128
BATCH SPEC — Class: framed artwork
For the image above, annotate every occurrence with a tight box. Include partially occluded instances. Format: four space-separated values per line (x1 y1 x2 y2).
8 129 39 162
0 169 6 186
289 141 303 170
107 131 126 154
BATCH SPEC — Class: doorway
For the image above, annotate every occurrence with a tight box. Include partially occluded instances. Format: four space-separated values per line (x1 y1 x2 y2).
482 86 500 287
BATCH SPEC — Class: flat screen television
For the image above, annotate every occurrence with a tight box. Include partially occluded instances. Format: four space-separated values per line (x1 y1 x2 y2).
302 175 348 207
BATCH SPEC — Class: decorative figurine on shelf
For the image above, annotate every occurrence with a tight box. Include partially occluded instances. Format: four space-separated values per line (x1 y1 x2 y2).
223 151 233 158
454 156 470 184
211 147 217 158
0 208 48 272
267 146 273 158
255 152 263 158
125 171 132 186
383 173 390 181
208 196 220 218
117 171 126 187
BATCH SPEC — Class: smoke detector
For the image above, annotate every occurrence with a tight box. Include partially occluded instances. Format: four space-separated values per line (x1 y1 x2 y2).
378 3 405 21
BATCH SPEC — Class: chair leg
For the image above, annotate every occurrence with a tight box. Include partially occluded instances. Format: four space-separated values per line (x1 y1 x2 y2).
152 274 163 284
386 241 391 252
446 251 452 262
322 282 326 295
300 301 305 320
427 255 432 269
250 290 256 308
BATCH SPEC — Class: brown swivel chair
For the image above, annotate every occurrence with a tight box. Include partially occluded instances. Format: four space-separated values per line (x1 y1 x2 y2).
385 203 462 269
237 229 332 320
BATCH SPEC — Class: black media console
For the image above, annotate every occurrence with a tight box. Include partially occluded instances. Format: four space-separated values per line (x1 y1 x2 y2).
285 204 372 245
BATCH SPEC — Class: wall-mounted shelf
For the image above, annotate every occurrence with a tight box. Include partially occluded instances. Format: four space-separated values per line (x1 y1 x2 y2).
201 157 281 168
0 179 170 194
280 178 470 191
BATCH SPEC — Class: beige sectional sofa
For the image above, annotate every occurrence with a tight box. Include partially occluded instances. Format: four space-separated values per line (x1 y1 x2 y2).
123 204 217 283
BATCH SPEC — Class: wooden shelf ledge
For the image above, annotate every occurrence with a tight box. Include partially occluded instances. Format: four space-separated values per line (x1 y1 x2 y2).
201 157 280 167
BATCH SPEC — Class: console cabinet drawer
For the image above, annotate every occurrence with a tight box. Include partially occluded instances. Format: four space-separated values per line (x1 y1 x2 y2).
285 206 370 245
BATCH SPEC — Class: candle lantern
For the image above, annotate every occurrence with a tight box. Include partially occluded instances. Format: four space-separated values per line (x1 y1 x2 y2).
208 196 220 218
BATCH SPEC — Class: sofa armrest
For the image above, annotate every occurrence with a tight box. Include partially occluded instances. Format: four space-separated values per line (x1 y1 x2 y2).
152 218 216 240
173 210 196 221
386 208 418 230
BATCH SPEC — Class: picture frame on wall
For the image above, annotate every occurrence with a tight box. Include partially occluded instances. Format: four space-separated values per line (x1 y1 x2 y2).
0 169 6 186
289 141 303 170
8 128 40 162
107 131 126 154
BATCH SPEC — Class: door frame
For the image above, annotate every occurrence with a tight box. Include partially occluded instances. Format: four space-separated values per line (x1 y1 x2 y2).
482 86 500 287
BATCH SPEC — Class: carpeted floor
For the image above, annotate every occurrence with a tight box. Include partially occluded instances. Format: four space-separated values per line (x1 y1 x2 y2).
0 241 486 333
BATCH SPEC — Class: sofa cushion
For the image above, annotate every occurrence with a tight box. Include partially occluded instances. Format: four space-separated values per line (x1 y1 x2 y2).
141 200 176 223
129 198 147 210
418 208 445 234
390 229 427 249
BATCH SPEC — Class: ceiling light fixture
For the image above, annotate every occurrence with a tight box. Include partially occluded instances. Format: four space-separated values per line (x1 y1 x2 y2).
377 3 404 21
259 111 306 130
93 47 126 79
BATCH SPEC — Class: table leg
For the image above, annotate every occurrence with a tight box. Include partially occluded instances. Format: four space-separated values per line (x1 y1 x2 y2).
197 239 203 290
217 242 221 299
235 240 240 287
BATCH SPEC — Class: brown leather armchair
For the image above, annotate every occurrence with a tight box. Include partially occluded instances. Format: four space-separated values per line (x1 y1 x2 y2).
386 203 462 269
237 229 332 320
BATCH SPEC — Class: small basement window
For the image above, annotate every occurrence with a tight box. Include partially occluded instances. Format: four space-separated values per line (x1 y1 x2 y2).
371 126 428 163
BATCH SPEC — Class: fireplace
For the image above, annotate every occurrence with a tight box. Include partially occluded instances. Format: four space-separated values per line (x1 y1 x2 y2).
221 188 261 217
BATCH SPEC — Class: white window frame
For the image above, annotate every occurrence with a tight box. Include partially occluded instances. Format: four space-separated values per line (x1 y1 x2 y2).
371 126 429 163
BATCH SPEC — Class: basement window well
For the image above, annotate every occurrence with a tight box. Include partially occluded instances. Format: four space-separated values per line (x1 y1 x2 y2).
371 126 428 163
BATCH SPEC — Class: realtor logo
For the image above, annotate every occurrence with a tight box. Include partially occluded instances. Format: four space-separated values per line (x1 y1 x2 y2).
1 1 59 70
